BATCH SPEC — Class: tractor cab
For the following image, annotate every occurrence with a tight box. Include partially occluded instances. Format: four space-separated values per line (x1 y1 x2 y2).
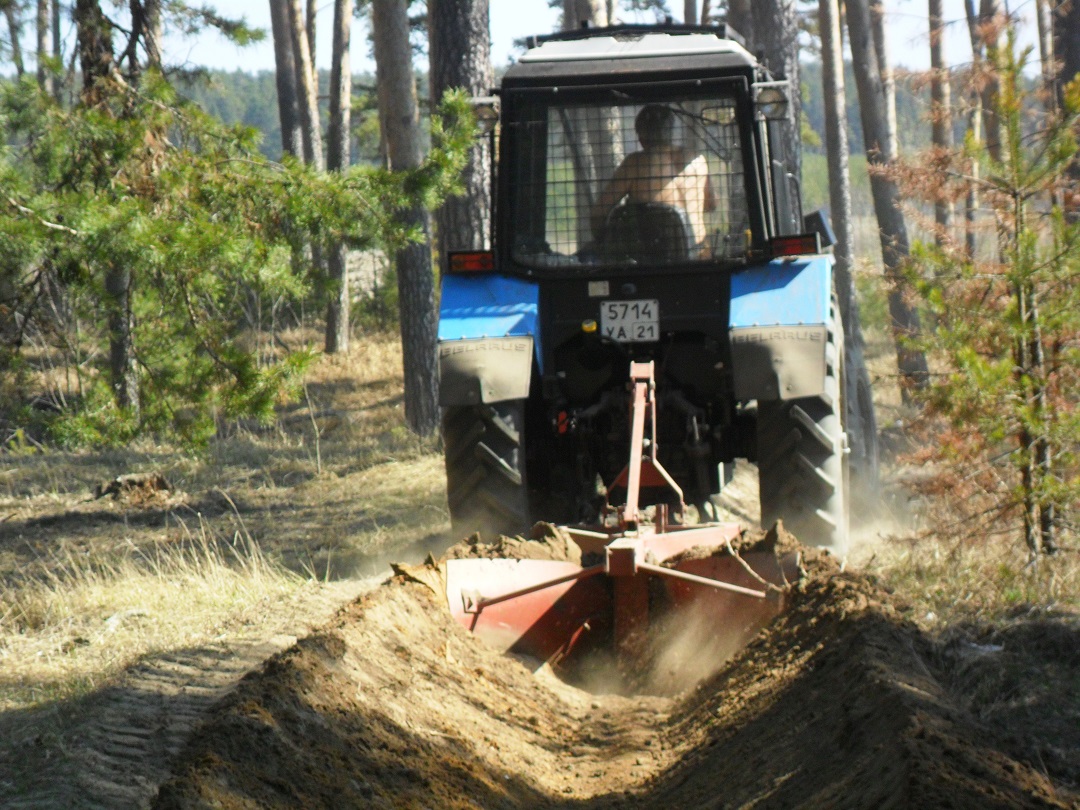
497 25 803 277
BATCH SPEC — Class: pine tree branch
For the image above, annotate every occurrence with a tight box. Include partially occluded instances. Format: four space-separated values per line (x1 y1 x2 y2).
5 196 80 235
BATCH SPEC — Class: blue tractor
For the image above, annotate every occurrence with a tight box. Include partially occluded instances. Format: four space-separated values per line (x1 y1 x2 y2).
436 23 877 556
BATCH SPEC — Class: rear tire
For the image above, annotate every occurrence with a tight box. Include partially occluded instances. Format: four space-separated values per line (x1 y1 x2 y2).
756 302 848 554
442 401 530 539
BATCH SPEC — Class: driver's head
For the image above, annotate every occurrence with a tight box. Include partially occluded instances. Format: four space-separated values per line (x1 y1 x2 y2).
635 104 676 149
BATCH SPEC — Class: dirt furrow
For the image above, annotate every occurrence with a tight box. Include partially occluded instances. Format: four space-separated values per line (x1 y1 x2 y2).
152 563 1077 809
0 584 367 809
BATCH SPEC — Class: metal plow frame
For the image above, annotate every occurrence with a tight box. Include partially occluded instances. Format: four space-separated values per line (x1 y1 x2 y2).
445 361 789 665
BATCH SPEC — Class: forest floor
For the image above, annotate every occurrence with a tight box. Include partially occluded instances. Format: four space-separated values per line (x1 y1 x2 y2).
1 333 1078 809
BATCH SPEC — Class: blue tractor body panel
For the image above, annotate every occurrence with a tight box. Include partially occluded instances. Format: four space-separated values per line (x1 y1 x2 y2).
729 256 832 330
437 274 541 406
728 255 835 401
438 274 541 346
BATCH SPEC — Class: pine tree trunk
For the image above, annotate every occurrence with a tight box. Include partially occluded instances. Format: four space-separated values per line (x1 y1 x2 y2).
1028 286 1056 553
76 0 140 413
821 0 878 502
727 0 753 44
324 0 353 354
1053 0 1080 201
105 264 138 410
979 0 1003 163
964 0 983 259
128 0 162 74
820 0 853 323
846 0 928 400
50 0 60 100
929 0 952 237
1013 278 1040 556
269 0 301 157
869 0 896 159
287 0 324 307
288 0 323 170
1035 0 1055 99
144 0 162 69
429 0 494 266
1055 0 1080 109
372 0 439 436
36 0 52 94
4 2 25 77
306 0 316 75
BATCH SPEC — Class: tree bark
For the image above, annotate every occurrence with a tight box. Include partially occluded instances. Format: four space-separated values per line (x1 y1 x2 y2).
325 0 353 354
821 0 853 318
964 0 984 258
143 0 162 69
4 1 25 77
429 0 494 266
727 0 753 45
372 0 439 436
979 0 1003 163
869 0 897 158
306 0 316 79
929 0 953 238
821 0 878 502
1035 0 1055 100
846 0 928 399
75 0 140 412
1055 0 1080 108
269 0 301 158
127 0 162 73
1053 0 1080 201
288 0 323 170
50 0 60 99
36 0 52 94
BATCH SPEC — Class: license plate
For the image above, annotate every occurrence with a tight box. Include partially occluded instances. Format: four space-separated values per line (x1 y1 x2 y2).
600 299 659 343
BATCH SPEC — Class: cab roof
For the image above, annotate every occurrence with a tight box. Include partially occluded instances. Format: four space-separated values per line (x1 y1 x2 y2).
503 24 760 86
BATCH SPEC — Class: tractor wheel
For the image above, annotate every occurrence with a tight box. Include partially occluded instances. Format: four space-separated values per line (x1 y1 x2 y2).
756 303 848 555
442 401 530 539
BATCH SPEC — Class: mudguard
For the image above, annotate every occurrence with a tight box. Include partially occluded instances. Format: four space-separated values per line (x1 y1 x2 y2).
728 256 833 402
438 274 541 406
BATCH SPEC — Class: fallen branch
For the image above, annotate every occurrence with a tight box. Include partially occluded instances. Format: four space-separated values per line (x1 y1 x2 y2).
5 197 81 235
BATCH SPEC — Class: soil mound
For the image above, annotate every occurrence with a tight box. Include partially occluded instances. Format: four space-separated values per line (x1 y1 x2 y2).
154 550 1073 809
443 522 583 564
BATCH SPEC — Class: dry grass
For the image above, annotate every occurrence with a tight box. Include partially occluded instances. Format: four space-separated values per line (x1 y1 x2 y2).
0 332 452 712
852 513 1080 628
0 521 305 711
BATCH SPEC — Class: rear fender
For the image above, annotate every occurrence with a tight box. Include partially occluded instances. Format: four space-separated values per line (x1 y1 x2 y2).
728 256 833 402
438 274 541 406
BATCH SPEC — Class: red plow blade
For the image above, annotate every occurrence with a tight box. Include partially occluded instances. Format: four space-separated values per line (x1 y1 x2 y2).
443 522 797 666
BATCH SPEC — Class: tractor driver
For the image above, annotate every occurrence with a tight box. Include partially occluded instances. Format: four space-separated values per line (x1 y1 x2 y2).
590 104 716 254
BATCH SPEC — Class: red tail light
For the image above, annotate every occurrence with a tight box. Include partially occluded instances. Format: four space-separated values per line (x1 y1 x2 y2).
770 233 823 257
448 250 495 274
